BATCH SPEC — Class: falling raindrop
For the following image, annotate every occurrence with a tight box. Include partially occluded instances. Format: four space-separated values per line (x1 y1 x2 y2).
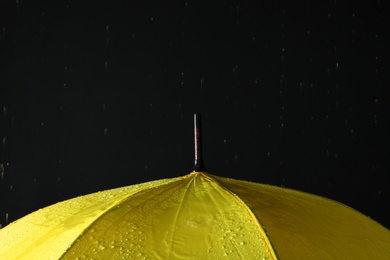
0 163 4 183
3 107 7 118
104 128 108 138
200 78 205 89
234 154 239 164
232 65 238 75
5 213 9 224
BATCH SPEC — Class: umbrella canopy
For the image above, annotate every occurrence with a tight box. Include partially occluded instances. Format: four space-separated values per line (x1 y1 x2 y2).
1 171 390 259
1 113 390 259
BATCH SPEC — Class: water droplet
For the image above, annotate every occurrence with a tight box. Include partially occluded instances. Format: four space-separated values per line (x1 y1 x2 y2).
232 65 238 74
200 78 205 88
0 164 4 183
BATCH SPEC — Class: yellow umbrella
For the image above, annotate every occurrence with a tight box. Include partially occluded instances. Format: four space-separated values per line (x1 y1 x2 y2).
1 114 389 259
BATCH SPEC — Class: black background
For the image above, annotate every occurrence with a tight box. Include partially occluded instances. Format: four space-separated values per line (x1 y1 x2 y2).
1 0 389 229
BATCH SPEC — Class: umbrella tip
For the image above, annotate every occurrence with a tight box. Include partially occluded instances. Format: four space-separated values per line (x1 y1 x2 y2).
193 113 207 172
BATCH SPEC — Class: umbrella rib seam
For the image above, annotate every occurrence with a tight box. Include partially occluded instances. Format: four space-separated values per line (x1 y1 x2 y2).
58 176 187 259
203 174 280 260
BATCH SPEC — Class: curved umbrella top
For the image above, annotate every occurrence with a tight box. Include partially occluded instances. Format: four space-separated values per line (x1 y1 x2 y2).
1 113 390 259
1 171 390 259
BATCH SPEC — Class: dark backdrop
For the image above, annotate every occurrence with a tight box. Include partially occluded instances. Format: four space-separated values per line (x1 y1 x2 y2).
1 0 389 229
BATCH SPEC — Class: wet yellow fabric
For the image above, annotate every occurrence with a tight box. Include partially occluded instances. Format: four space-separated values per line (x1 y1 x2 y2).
211 174 390 259
0 172 390 259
